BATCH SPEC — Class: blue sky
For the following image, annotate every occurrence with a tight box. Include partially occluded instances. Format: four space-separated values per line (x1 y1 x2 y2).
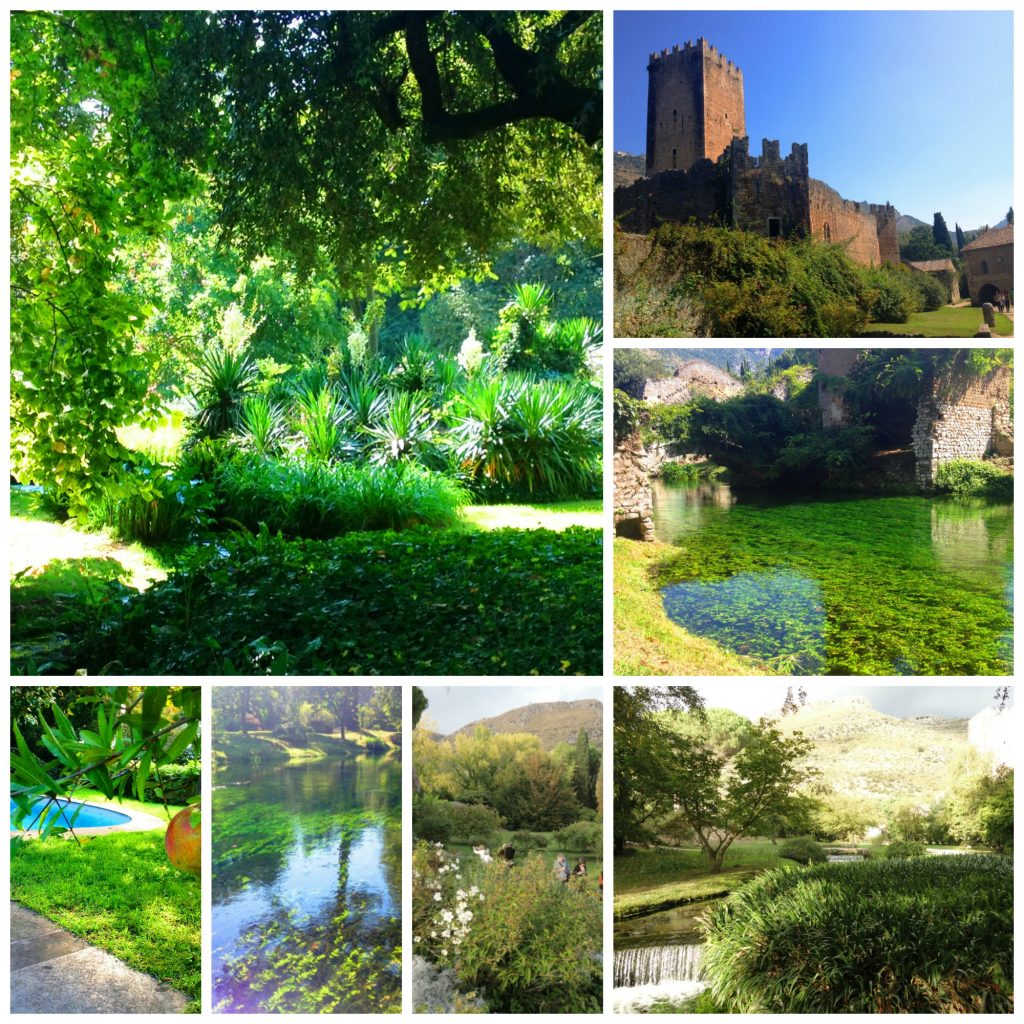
614 11 1013 229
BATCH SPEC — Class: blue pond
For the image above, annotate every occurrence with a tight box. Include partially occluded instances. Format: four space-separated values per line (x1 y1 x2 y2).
10 797 132 832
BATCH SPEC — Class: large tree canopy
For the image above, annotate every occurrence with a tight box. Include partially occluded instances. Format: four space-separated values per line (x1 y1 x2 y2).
147 9 602 295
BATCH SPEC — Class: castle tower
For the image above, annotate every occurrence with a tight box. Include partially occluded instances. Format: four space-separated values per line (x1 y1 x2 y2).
646 39 746 175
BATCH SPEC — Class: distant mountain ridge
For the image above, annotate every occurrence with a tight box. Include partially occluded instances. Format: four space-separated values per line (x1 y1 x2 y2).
446 699 603 750
773 697 968 803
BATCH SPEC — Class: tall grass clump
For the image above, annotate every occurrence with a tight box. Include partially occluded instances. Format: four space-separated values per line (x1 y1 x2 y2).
214 457 467 538
701 855 1013 1013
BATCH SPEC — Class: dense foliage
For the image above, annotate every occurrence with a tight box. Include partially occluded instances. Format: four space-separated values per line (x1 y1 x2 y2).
702 856 1013 1013
934 459 1013 500
413 842 602 1013
11 686 201 837
59 527 600 675
615 223 962 338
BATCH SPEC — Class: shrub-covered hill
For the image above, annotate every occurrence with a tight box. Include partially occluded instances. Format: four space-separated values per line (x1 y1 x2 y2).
446 699 603 750
775 697 968 802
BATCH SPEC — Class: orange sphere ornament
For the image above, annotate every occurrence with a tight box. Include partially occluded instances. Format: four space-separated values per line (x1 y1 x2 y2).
165 803 201 877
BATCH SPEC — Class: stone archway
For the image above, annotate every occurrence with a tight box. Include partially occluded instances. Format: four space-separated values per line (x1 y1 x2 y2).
977 282 999 305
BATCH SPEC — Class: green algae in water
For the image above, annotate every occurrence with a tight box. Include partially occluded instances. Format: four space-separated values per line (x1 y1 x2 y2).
212 756 401 1013
654 482 1013 675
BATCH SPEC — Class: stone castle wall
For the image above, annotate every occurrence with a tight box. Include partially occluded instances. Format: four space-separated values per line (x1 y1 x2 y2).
809 180 897 267
911 359 1012 486
619 40 899 267
731 138 811 239
816 349 860 428
964 241 1013 305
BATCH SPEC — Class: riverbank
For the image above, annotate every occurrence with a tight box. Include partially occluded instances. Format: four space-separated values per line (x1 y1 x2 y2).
614 538 770 676
212 728 398 767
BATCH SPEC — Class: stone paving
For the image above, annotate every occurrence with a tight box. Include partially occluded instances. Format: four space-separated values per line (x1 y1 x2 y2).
11 902 188 1014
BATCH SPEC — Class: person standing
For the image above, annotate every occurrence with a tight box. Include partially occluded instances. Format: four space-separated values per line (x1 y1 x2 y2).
553 852 569 883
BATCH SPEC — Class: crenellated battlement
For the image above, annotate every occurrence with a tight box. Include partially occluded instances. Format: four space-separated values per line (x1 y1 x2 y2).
648 39 742 77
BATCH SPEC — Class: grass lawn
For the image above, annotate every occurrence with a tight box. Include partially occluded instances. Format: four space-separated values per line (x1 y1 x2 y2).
11 830 201 1012
462 499 602 532
868 305 1013 338
614 840 784 918
213 728 397 766
614 538 770 676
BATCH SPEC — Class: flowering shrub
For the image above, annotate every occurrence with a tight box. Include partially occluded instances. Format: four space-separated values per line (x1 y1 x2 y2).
412 842 485 967
414 841 602 1013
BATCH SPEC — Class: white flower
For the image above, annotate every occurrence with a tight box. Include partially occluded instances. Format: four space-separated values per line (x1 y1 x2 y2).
433 893 442 901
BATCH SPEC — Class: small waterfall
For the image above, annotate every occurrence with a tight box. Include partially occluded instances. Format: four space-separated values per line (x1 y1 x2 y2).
614 944 703 987
826 853 862 862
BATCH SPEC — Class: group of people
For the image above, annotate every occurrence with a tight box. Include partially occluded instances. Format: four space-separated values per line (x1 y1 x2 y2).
468 844 602 896
552 852 587 882
994 292 1012 313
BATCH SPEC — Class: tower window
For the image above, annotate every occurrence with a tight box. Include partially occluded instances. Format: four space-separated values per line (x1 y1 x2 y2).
673 108 677 120
672 148 677 169
768 217 782 239
981 259 989 273
823 223 831 242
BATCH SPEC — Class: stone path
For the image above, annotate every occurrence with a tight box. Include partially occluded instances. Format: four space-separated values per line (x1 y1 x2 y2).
10 903 188 1014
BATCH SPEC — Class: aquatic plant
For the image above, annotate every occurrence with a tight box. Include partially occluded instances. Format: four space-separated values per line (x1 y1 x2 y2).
657 491 1012 675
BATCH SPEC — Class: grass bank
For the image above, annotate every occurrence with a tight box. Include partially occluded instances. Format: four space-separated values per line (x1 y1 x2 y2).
868 305 1013 338
614 538 769 675
614 841 783 918
11 830 201 1011
212 728 397 767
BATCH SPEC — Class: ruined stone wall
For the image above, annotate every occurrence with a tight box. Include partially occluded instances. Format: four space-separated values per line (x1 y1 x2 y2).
614 434 656 541
729 139 811 239
912 359 1012 486
643 359 743 404
614 161 726 235
646 40 745 175
808 180 896 267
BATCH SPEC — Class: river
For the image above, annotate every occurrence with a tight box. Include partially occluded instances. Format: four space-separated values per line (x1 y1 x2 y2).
212 755 401 1013
652 479 1013 675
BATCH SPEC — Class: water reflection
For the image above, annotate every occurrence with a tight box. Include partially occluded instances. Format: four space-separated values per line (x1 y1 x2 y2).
212 756 401 1013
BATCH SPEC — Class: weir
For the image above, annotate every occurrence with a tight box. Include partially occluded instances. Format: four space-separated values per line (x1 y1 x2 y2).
614 943 703 987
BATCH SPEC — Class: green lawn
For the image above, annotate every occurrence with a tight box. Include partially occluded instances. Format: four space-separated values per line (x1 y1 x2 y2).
614 840 785 918
11 830 201 1012
615 538 771 676
212 728 397 767
868 305 1013 338
463 499 602 532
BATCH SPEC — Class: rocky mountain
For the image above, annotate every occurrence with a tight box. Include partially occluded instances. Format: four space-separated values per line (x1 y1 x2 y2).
773 697 968 803
615 151 645 189
447 699 603 750
896 213 929 234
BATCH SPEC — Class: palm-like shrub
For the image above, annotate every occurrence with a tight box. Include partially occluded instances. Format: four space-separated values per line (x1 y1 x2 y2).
337 367 387 435
291 385 349 462
390 335 436 392
702 855 1013 1013
238 395 285 456
191 348 258 440
452 375 600 498
491 283 555 372
538 316 602 377
366 391 436 465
